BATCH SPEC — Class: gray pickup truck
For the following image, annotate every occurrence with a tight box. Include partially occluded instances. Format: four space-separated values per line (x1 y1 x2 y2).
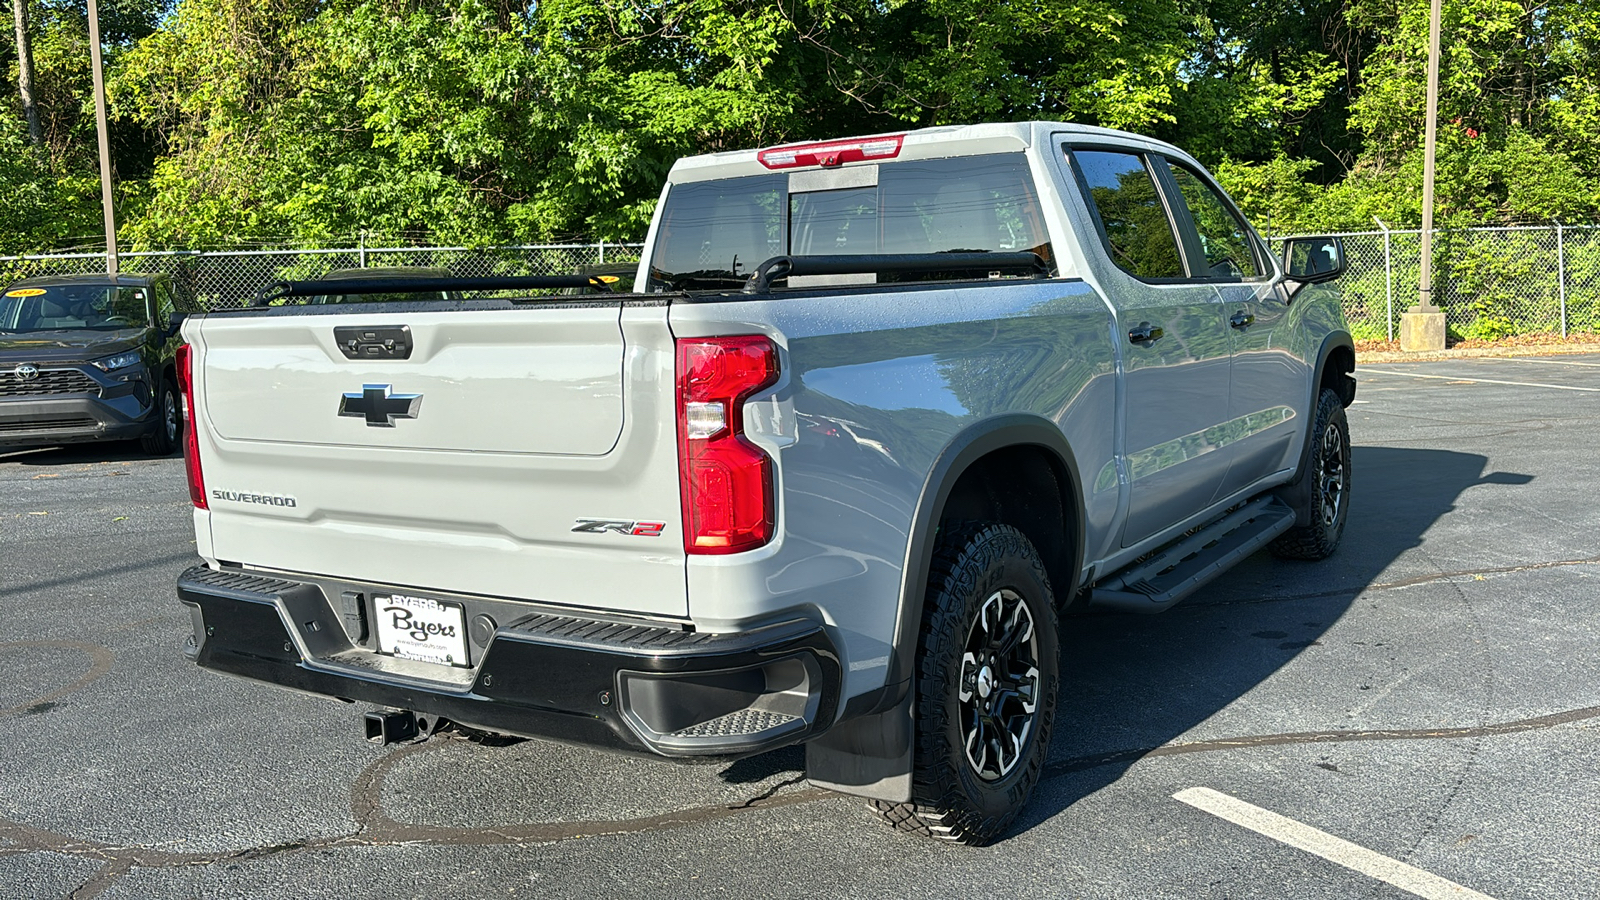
174 121 1353 844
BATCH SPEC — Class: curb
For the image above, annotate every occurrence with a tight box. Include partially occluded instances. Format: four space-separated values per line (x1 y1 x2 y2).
1357 343 1600 364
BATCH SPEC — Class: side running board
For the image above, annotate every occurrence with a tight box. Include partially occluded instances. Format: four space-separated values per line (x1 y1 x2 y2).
1089 496 1296 614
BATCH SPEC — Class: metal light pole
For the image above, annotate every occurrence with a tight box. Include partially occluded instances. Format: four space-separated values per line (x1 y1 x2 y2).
1402 0 1447 350
87 0 118 274
1416 0 1442 312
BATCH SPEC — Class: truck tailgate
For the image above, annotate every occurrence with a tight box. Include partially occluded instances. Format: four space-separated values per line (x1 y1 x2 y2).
189 302 687 618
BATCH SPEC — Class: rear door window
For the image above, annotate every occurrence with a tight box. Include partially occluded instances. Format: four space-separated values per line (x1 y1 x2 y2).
1069 149 1186 281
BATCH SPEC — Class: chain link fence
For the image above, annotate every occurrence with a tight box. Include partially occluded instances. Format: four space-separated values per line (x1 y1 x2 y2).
0 242 643 310
8 229 1600 341
1271 224 1600 342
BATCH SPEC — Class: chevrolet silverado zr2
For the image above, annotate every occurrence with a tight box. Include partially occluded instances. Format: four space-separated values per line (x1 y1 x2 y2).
174 121 1354 844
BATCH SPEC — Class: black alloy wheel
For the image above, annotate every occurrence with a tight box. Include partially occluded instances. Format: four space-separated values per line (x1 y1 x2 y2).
871 522 1059 845
958 588 1040 782
1271 387 1351 560
1315 416 1346 529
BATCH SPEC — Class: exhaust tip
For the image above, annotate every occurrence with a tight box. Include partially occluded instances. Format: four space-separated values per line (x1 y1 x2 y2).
364 710 418 745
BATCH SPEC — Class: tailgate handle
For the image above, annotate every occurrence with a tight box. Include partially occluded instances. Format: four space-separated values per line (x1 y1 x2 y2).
334 325 413 360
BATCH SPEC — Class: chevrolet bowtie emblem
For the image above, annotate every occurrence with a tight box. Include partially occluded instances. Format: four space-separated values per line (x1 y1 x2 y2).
338 384 422 427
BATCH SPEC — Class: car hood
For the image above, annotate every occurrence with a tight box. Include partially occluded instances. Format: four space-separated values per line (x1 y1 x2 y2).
0 329 148 363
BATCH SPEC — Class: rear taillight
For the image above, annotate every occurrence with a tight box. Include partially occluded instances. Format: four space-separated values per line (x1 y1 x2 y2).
176 343 206 509
676 336 779 554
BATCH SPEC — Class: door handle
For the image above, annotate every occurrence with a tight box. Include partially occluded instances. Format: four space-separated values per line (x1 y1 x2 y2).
1128 322 1164 347
1230 312 1256 329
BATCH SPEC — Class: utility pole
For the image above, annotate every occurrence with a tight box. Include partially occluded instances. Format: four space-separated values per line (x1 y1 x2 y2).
87 0 118 274
1402 0 1447 350
12 0 43 145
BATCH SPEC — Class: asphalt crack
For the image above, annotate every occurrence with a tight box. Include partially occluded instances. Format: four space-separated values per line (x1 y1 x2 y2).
0 642 115 720
11 698 1590 897
35 732 829 897
1042 703 1600 778
1396 555 1493 865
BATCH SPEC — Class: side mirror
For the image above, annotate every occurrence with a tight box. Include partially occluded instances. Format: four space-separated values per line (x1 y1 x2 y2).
164 311 187 340
1282 236 1347 284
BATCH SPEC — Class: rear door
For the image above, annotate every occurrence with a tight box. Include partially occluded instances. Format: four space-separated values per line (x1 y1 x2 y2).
190 300 688 618
1064 147 1235 547
1160 159 1309 496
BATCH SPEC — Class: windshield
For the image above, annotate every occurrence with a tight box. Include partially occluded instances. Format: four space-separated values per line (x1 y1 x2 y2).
648 152 1052 290
0 285 152 332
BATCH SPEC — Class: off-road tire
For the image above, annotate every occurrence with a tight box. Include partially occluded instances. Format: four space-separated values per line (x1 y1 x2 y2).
1271 388 1350 560
140 377 180 456
870 522 1059 845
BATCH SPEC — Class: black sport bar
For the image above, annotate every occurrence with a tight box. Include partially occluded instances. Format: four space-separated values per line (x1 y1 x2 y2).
253 275 614 307
742 252 1050 294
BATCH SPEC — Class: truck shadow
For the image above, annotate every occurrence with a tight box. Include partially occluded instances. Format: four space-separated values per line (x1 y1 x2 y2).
1014 445 1532 836
710 447 1533 840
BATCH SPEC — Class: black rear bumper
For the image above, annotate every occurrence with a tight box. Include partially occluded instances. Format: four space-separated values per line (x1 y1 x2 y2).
176 565 841 759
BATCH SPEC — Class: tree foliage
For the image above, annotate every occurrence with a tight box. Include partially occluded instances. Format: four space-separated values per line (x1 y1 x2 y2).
6 0 1600 251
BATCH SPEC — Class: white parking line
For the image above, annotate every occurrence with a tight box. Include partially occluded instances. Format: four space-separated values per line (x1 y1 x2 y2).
1360 368 1600 392
1484 356 1600 368
1173 787 1498 900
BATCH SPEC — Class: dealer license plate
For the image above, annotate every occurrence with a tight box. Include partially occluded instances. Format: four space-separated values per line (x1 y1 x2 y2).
373 592 469 667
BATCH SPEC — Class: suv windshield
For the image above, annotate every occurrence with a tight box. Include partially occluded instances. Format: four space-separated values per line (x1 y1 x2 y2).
0 285 151 332
649 152 1051 290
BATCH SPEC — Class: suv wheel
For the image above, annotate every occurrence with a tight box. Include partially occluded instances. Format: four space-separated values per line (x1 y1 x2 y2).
1271 387 1351 560
140 378 180 456
871 522 1059 845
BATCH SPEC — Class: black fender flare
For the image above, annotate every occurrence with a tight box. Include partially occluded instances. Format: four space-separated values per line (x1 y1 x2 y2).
885 414 1087 691
804 414 1086 802
1311 330 1357 410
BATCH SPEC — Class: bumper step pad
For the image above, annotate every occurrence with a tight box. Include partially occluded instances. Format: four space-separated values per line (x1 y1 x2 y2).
671 709 801 739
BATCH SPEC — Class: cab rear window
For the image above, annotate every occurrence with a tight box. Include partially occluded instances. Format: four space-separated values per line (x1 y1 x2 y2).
649 153 1051 290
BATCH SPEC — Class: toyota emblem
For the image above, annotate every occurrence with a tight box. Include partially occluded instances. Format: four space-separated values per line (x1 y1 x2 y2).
13 364 39 382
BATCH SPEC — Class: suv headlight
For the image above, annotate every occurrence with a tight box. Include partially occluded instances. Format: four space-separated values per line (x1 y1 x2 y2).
92 351 142 372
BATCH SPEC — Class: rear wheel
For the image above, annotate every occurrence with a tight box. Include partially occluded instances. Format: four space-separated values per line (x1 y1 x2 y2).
140 378 180 456
1271 388 1350 560
871 522 1059 845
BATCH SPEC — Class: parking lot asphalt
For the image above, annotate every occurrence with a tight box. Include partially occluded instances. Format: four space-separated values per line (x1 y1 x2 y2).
2 353 1597 900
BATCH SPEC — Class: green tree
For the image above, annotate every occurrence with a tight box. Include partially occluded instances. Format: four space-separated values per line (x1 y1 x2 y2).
1 0 165 251
1222 0 1600 233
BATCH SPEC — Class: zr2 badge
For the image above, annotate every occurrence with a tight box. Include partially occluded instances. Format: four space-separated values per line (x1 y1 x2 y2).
571 519 665 537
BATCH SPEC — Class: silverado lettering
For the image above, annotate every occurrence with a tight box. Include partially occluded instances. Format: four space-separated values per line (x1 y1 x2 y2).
210 490 297 507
